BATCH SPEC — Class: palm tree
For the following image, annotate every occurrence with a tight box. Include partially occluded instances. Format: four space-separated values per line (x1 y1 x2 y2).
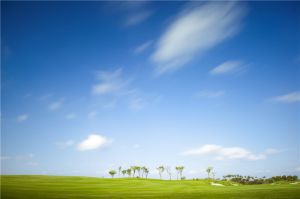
175 166 180 180
206 166 213 179
166 166 172 180
141 166 147 178
157 166 165 180
109 170 116 178
144 168 149 179
122 169 127 177
118 166 122 177
212 171 216 180
176 166 184 180
126 168 132 178
131 166 136 177
136 166 141 178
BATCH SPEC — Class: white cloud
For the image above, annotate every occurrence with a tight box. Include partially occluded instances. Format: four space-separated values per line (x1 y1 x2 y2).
210 60 245 75
125 11 152 26
49 98 64 111
57 140 75 149
296 167 300 172
181 144 276 161
65 113 77 120
92 68 129 95
134 41 153 54
196 90 225 98
17 114 28 122
151 2 245 75
77 134 110 151
270 91 300 103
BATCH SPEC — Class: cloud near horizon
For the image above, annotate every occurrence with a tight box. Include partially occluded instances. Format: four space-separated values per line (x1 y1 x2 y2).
182 144 279 161
151 2 245 75
77 134 110 151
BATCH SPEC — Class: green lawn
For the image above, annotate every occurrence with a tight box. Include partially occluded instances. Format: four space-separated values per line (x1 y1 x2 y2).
1 175 300 199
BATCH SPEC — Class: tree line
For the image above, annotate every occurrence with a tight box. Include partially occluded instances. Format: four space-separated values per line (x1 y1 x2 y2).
108 165 185 180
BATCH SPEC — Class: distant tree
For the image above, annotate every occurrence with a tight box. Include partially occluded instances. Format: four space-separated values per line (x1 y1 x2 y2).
141 166 147 178
175 166 184 180
157 166 165 180
122 169 127 177
166 166 172 180
212 171 216 180
126 168 132 178
136 166 141 178
118 166 122 177
131 166 136 177
109 170 116 178
144 168 149 179
206 166 213 179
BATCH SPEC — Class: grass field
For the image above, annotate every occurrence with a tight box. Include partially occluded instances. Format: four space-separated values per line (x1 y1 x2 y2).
1 175 300 199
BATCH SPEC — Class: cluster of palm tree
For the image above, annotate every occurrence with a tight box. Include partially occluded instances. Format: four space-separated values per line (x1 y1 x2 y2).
108 166 150 179
156 165 185 180
108 165 185 180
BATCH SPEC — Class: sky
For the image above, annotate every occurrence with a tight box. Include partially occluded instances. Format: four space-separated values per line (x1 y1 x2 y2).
1 1 300 179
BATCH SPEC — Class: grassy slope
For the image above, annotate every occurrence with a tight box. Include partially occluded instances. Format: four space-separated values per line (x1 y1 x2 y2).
1 175 300 199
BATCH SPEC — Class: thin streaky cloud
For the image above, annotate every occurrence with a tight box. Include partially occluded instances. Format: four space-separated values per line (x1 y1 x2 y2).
134 40 153 54
49 98 64 111
65 113 77 120
210 60 245 75
151 2 246 75
270 91 300 103
92 68 129 95
129 97 146 111
125 11 152 27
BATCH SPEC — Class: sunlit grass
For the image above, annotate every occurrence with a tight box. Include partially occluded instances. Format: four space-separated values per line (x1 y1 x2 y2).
1 175 300 199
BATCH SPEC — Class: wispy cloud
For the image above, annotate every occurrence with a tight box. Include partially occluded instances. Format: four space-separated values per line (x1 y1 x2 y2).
151 2 245 75
196 90 225 98
129 97 146 111
92 68 129 95
210 60 245 75
270 91 300 103
182 144 279 161
17 114 28 122
65 113 77 120
125 11 152 27
134 40 153 54
77 134 110 151
49 98 64 111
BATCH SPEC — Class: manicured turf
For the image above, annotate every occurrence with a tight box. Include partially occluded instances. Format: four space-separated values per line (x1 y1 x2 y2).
1 175 300 199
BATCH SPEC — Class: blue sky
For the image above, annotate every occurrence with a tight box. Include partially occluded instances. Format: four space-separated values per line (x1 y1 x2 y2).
1 1 300 179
